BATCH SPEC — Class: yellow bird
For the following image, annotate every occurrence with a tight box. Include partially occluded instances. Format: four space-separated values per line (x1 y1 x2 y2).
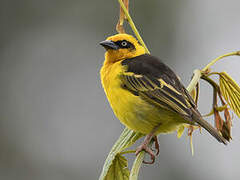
100 34 227 163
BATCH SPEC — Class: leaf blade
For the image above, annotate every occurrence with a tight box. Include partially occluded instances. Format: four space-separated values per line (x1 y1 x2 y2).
219 72 240 117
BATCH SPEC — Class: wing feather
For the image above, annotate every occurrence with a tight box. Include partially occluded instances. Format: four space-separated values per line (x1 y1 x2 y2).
121 74 192 116
121 54 195 118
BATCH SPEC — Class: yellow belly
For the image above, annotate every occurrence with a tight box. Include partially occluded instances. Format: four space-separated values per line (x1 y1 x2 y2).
100 61 185 135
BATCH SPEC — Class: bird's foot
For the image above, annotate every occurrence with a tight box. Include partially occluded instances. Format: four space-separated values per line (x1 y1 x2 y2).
136 143 156 164
135 135 160 164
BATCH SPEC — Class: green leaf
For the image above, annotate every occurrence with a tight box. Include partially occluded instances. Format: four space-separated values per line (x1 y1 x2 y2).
99 128 143 180
104 154 130 180
219 72 240 117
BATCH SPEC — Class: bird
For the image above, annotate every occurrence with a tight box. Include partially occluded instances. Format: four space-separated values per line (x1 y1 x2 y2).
99 33 227 164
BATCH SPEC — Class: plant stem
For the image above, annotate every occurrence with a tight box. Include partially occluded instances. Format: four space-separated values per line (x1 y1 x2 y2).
129 141 153 180
119 150 136 155
186 69 202 92
129 151 145 180
202 51 240 72
117 0 150 54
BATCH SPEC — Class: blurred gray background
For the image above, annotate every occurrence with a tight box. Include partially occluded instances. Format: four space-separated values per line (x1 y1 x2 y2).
1 0 240 180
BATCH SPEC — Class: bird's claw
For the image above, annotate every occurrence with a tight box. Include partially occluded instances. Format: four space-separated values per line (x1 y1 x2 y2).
135 144 156 164
135 136 160 164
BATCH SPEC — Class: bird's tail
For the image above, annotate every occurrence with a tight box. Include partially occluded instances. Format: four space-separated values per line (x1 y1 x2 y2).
191 108 228 145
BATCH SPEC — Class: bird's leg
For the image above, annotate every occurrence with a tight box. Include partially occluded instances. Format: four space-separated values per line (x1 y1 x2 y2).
135 125 161 164
153 135 160 156
135 134 155 164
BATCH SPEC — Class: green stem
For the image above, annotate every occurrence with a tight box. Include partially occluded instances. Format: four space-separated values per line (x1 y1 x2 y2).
202 51 240 72
118 0 150 54
186 69 202 92
129 141 153 180
201 75 220 91
119 150 136 155
129 150 145 180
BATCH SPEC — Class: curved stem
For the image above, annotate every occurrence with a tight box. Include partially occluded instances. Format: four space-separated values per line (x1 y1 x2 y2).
202 51 240 72
186 69 202 92
129 151 145 180
201 75 220 91
119 150 136 155
118 0 150 54
129 141 153 180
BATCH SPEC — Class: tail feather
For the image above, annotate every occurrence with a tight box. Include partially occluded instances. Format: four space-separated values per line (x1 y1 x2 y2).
191 109 228 145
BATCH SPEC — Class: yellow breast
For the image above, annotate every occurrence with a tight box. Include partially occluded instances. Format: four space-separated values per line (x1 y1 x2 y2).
100 61 147 130
100 61 137 119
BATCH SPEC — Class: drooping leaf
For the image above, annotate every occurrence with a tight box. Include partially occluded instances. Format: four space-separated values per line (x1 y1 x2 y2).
219 72 240 117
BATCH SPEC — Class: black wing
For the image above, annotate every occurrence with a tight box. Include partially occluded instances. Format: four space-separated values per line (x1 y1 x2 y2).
121 54 196 118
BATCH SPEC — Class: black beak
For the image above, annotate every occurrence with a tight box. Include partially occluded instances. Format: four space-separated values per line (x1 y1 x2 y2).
99 40 119 50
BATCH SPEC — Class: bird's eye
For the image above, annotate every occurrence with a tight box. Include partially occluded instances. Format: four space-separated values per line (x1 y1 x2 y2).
121 41 128 47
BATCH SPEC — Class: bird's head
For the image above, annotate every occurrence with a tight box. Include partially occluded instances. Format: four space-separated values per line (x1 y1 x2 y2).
100 34 146 63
